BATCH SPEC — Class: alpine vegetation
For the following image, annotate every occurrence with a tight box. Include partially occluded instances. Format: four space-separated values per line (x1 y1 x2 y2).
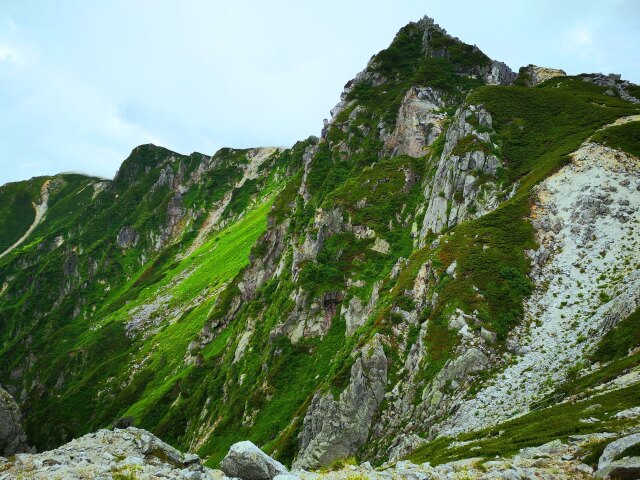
1 15 639 480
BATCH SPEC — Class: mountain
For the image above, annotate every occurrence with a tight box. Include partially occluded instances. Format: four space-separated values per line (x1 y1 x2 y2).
1 15 639 478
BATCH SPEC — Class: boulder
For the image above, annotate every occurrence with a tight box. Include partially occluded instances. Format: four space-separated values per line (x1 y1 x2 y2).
597 456 640 479
597 433 640 478
0 427 214 479
599 433 640 469
220 441 288 480
0 386 30 455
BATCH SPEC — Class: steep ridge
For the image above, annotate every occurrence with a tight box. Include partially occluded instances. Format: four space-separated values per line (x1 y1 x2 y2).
0 180 51 260
0 14 639 476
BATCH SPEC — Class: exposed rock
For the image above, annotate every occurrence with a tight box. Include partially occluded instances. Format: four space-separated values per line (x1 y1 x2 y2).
221 440 289 480
342 282 381 336
484 60 517 85
596 456 640 479
445 260 457 277
0 427 216 479
518 64 566 86
299 143 319 204
290 438 594 479
615 407 640 419
273 288 343 343
598 433 640 473
581 73 640 103
387 434 427 462
384 86 447 157
439 119 640 436
420 104 503 240
116 226 139 248
240 219 291 301
0 387 29 456
292 208 345 279
273 475 301 480
420 347 489 428
371 237 390 254
294 336 387 469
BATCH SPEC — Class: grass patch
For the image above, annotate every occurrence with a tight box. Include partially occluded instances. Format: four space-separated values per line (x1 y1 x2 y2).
591 120 640 158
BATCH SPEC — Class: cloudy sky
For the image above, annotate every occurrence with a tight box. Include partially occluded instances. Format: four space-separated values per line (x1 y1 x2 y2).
0 0 638 185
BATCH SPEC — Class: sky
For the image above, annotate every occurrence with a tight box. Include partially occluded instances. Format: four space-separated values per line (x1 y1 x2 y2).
0 0 638 185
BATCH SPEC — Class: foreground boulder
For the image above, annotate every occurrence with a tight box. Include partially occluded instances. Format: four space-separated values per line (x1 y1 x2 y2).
597 433 640 479
0 427 217 479
0 386 30 456
221 441 289 480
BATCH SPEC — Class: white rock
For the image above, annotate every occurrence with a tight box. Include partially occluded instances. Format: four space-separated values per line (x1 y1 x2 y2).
221 440 289 480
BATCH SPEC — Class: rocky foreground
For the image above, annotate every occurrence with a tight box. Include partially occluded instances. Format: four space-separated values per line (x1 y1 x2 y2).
1 427 639 479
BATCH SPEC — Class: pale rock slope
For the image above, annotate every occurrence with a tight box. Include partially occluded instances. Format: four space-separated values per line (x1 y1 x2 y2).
439 118 640 435
0 427 219 480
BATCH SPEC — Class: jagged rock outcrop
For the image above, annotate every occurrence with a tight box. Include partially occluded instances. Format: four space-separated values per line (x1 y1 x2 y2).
420 103 503 240
0 427 216 479
518 64 566 86
384 86 447 157
581 73 640 103
221 441 289 480
484 60 517 85
0 387 29 456
420 347 490 428
342 281 381 336
116 226 139 248
418 16 515 85
293 336 387 470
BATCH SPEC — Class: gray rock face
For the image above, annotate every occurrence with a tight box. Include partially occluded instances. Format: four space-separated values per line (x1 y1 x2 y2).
0 386 29 456
220 441 288 480
596 456 640 479
0 427 215 479
293 336 387 470
116 226 139 248
598 433 640 474
387 434 427 462
342 281 381 336
384 86 447 157
484 60 517 85
581 73 640 103
419 104 503 241
419 347 489 429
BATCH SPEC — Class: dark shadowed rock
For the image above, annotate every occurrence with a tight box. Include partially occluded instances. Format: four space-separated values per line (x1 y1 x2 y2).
0 386 30 456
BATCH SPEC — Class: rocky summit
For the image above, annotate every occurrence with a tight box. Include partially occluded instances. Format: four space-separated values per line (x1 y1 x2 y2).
1 13 639 480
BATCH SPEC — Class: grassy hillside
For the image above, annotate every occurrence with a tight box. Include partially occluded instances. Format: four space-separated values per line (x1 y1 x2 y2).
0 16 639 472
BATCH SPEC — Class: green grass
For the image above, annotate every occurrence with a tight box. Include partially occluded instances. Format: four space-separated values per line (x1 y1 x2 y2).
408 382 640 466
122 198 274 423
0 144 294 451
0 179 41 250
2 24 640 471
592 308 640 363
591 120 640 158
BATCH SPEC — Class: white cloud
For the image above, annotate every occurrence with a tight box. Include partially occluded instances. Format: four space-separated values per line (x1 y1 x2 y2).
0 44 23 64
568 25 593 47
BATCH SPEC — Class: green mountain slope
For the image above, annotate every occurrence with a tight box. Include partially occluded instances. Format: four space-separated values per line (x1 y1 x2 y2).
1 15 639 471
